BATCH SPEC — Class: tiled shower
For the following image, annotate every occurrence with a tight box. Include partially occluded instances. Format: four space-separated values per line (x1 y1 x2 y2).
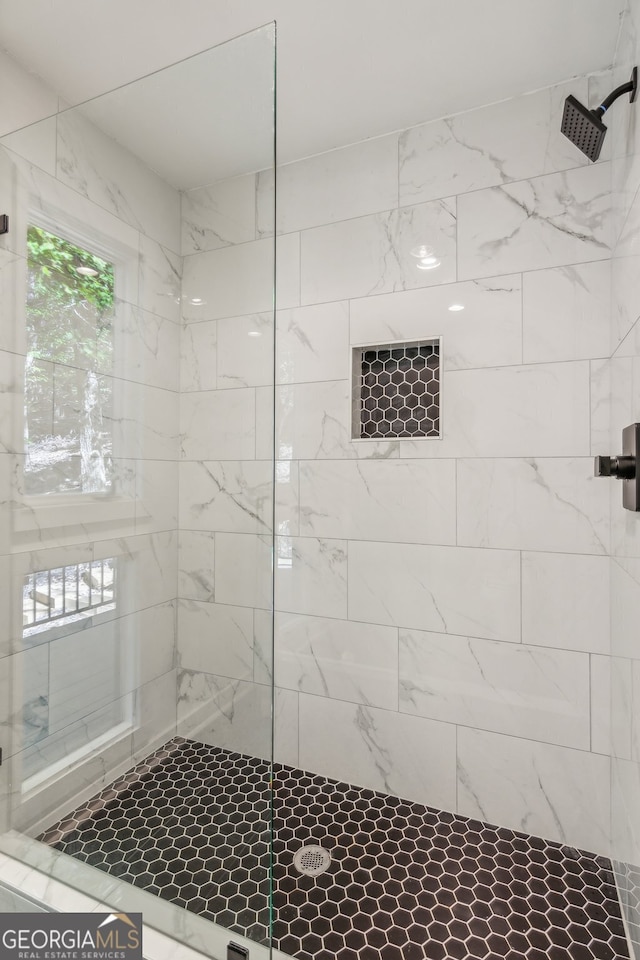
0 2 640 959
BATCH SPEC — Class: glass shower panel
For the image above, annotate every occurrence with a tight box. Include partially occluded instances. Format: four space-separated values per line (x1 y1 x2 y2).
0 24 275 960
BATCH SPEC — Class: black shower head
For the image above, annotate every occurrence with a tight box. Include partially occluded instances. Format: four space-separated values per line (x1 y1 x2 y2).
561 67 637 162
561 96 607 162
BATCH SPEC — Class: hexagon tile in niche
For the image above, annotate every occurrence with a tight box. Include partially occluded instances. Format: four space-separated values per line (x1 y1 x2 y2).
352 339 440 440
40 738 630 960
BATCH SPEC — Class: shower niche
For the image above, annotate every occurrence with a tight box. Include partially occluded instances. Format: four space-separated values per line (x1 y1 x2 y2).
351 338 441 440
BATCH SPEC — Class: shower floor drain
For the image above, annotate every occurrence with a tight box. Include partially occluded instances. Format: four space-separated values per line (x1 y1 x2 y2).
293 845 331 877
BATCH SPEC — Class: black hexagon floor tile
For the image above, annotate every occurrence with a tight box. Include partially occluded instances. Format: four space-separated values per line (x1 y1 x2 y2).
40 738 630 960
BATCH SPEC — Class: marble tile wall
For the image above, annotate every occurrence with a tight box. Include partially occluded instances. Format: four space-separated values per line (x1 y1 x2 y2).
174 70 621 858
607 0 640 953
270 75 615 855
0 62 181 833
176 172 276 767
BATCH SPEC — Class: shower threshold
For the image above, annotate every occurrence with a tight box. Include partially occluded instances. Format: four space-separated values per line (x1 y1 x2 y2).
39 737 629 960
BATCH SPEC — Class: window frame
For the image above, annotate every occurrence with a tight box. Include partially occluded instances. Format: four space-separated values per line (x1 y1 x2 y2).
16 201 139 533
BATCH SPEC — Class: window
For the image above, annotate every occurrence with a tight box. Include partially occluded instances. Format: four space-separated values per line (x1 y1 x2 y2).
25 225 115 496
23 558 116 639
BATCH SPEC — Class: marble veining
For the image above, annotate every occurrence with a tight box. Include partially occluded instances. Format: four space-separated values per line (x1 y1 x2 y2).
458 163 611 279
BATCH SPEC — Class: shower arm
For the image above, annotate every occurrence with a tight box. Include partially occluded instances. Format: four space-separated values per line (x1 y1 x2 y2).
596 66 638 115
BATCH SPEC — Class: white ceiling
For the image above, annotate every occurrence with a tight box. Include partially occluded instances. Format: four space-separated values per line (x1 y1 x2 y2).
0 0 626 173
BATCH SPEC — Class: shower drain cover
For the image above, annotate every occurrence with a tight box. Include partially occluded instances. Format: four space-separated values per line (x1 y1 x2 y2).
293 844 332 877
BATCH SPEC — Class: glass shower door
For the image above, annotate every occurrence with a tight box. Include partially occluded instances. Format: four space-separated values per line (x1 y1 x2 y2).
0 23 276 960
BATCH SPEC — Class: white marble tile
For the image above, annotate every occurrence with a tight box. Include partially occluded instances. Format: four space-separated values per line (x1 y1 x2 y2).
399 80 590 207
135 458 178 534
301 199 457 305
590 358 614 457
0 848 121 915
611 657 633 761
612 758 640 885
253 608 273 685
277 301 350 384
177 671 271 761
48 622 120 733
178 529 215 602
457 458 610 554
137 531 178 611
350 275 522 371
276 232 301 310
56 109 181 253
521 552 610 654
0 146 24 260
255 385 275 461
180 319 217 393
18 698 129 789
612 259 640 352
217 312 273 389
275 611 398 710
458 164 611 280
178 599 254 680
181 174 256 255
0 454 13 554
3 647 48 756
20 645 49 749
178 460 274 535
591 654 611 757
180 389 255 461
94 531 177 618
0 250 27 356
133 669 177 760
274 686 299 768
5 156 140 276
112 379 179 462
215 532 272 610
275 536 347 619
298 694 456 810
299 458 456 544
138 236 182 324
402 361 590 459
348 540 520 643
612 558 640 657
399 629 590 749
126 601 176 689
259 134 399 235
113 304 180 392
276 380 399 461
181 239 273 322
616 162 640 263
0 350 24 455
0 556 13 658
523 261 611 363
0 652 19 757
609 359 640 559
630 662 640 768
275 459 300 537
457 727 611 853
2 116 56 175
